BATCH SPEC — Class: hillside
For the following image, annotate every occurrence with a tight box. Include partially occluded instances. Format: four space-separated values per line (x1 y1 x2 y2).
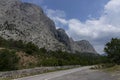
0 36 101 71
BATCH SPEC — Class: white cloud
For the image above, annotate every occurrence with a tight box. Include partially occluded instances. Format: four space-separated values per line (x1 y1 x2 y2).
45 0 120 54
105 0 120 13
46 9 66 18
102 0 120 27
45 8 68 29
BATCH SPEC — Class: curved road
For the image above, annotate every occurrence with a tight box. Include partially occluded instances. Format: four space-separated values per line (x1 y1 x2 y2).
15 66 117 80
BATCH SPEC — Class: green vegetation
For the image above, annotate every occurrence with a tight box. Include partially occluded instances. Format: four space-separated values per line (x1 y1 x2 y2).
0 37 39 54
0 36 104 71
0 49 19 71
90 38 120 70
37 51 102 66
104 38 120 64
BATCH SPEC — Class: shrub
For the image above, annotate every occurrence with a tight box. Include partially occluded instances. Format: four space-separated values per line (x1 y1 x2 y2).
0 49 19 71
24 42 39 55
104 38 120 64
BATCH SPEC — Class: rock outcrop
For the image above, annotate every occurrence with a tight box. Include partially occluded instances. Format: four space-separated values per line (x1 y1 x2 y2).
0 0 66 51
56 28 71 51
75 40 97 53
0 0 97 54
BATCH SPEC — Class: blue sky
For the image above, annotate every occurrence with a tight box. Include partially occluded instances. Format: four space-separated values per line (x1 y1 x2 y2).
43 0 110 21
21 0 120 54
22 0 109 21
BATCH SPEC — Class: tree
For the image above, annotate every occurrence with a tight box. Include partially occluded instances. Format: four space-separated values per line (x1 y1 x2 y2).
0 49 19 71
104 38 120 64
25 42 39 55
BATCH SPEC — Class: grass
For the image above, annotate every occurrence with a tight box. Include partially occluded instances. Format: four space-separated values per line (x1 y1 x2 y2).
102 65 120 80
103 65 120 73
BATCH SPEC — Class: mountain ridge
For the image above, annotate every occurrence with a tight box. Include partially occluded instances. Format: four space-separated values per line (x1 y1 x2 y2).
0 0 97 54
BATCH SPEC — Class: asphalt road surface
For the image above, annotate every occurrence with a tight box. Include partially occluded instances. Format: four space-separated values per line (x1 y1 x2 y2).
15 66 118 80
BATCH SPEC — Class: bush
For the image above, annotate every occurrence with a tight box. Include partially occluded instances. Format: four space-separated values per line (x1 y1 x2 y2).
24 42 39 55
0 49 19 71
0 36 40 55
104 38 120 64
37 50 102 66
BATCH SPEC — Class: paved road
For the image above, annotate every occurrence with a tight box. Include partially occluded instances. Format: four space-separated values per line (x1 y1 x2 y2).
15 66 117 80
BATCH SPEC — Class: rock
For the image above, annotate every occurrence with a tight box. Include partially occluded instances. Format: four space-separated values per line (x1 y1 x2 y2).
75 40 97 53
0 0 97 54
69 38 97 53
69 38 82 53
0 0 66 51
57 28 71 51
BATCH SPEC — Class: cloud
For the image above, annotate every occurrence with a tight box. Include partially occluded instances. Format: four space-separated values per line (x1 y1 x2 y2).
45 8 67 29
104 0 120 27
45 0 120 54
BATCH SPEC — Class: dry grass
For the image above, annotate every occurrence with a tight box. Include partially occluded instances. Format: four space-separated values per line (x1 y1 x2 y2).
16 52 38 69
104 65 120 73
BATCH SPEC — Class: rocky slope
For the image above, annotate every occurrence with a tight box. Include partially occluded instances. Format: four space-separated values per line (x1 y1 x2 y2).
75 40 97 53
0 0 97 54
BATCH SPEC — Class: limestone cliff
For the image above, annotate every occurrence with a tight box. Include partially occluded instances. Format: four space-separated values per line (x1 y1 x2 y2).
0 0 97 54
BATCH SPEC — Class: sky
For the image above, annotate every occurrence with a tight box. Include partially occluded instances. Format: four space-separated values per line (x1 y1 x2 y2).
21 0 120 54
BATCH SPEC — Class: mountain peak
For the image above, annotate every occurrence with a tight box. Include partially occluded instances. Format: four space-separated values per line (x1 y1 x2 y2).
0 0 97 54
75 40 97 53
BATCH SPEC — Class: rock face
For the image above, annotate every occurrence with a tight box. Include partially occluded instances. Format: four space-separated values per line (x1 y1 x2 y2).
56 28 71 51
0 0 66 51
75 40 97 53
0 0 97 54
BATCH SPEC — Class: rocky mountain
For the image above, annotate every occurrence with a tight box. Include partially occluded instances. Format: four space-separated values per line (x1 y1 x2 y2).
0 0 97 54
75 40 97 53
56 28 71 51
